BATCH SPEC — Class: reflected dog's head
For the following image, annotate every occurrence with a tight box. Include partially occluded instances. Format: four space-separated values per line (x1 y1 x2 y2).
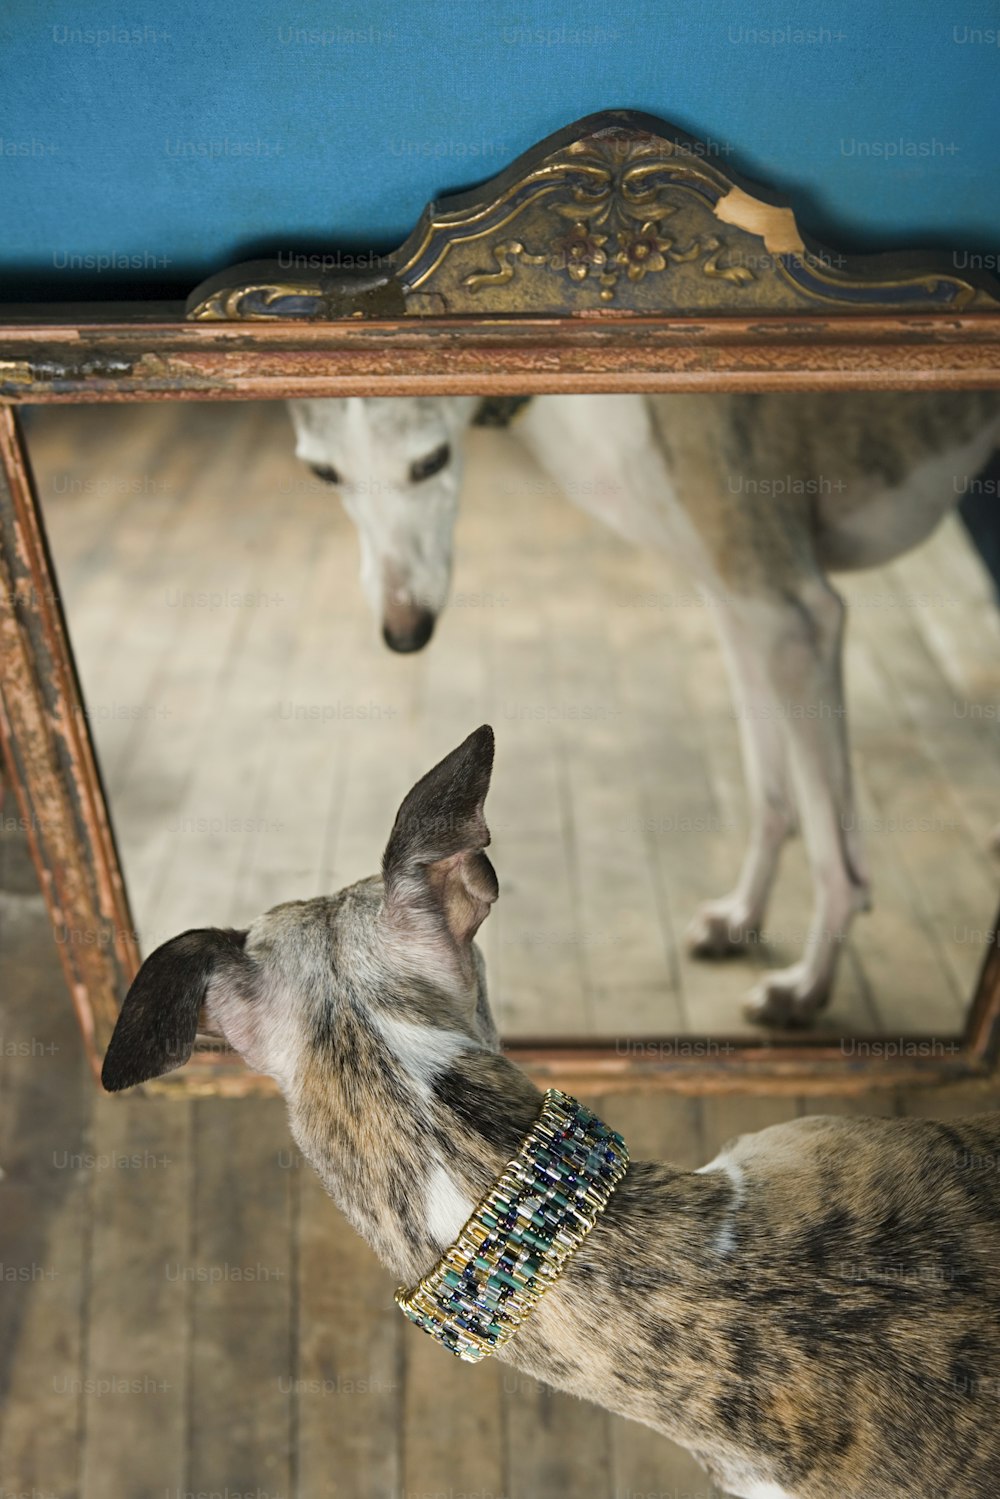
288 396 479 652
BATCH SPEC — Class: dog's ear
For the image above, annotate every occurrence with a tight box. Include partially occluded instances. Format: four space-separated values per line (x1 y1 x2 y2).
382 724 497 951
101 928 250 1092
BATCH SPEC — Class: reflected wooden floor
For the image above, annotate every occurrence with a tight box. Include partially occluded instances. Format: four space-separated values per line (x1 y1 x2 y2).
25 400 1000 1042
3 826 1000 1498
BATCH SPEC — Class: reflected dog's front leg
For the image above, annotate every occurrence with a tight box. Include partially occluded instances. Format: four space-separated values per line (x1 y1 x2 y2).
687 616 797 957
737 578 869 1025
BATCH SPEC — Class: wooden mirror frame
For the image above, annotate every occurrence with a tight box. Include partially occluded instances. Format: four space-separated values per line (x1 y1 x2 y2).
2 110 999 1097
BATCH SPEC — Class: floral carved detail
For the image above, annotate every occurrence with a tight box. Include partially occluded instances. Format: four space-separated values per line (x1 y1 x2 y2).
551 223 609 281
463 141 754 304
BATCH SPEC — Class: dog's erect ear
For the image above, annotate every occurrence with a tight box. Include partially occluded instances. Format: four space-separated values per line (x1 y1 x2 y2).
382 724 497 949
101 928 250 1092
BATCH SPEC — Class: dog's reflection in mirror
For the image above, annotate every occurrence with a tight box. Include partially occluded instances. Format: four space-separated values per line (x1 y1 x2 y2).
289 392 1000 1026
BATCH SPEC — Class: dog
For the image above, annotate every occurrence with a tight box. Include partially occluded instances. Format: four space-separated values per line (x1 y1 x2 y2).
102 726 1000 1499
288 392 1000 1025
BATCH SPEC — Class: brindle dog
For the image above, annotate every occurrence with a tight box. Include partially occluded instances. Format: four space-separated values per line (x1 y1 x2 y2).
103 728 1000 1499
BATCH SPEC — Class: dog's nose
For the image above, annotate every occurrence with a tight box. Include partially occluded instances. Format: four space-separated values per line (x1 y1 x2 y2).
382 607 435 653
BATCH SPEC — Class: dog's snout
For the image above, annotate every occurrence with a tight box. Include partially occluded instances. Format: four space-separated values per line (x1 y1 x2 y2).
382 606 436 653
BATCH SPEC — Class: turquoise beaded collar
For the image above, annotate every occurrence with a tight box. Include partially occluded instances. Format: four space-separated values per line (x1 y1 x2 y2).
395 1088 629 1363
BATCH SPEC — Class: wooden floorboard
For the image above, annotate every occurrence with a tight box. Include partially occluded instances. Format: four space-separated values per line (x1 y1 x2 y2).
80 1096 192 1499
404 1323 506 1499
187 1098 296 1495
297 1167 403 1499
0 893 91 1497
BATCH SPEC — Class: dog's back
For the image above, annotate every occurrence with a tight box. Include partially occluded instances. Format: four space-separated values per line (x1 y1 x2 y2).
644 389 1000 577
684 1110 1000 1498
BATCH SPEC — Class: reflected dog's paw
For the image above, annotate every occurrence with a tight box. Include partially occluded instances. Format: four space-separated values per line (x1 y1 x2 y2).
743 964 830 1028
686 899 760 959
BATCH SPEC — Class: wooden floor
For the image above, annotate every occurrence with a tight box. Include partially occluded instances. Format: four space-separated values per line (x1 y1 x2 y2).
3 810 1000 1499
22 401 1000 1042
5 400 1000 1498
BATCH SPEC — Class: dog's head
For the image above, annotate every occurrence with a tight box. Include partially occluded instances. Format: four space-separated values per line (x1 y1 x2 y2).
287 396 478 653
101 725 500 1098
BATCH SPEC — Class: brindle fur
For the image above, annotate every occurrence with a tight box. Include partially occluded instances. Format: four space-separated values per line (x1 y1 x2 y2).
103 727 1000 1499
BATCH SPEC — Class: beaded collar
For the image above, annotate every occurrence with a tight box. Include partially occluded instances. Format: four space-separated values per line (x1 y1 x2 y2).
395 1088 629 1362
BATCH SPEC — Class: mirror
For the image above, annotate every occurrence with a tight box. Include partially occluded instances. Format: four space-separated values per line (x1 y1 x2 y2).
25 387 1000 1065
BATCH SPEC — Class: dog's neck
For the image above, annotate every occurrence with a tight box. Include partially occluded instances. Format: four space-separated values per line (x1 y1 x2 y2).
285 1012 742 1472
287 1009 544 1281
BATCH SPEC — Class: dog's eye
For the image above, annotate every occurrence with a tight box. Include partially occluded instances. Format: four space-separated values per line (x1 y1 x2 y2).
310 464 342 485
409 443 451 483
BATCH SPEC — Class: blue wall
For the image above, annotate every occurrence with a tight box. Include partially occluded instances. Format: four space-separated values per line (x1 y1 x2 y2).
2 0 999 300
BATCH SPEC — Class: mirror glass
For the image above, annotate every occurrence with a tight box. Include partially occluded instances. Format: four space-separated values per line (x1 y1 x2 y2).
27 391 1000 1052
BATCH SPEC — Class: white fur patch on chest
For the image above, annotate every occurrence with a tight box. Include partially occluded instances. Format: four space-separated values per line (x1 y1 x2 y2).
424 1160 474 1247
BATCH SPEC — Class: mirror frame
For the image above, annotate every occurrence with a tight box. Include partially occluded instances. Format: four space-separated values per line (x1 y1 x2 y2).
2 110 999 1096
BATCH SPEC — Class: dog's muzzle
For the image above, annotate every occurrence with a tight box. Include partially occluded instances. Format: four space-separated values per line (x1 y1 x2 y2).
382 606 436 653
